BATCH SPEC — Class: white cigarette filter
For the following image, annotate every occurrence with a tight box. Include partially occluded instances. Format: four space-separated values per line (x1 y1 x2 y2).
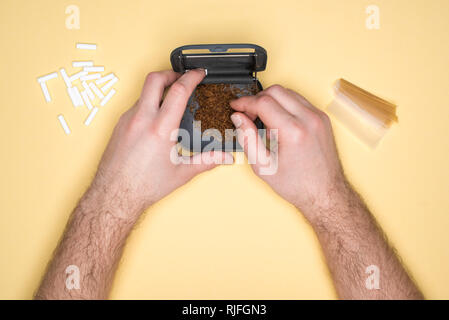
81 90 94 110
76 43 97 50
95 73 115 85
89 82 104 99
84 107 99 126
100 88 116 106
40 82 51 102
72 86 84 107
60 68 72 88
101 77 118 93
67 87 78 107
67 87 83 107
72 61 94 68
82 81 95 100
84 66 105 73
69 71 88 82
81 73 101 81
58 115 71 135
37 72 58 83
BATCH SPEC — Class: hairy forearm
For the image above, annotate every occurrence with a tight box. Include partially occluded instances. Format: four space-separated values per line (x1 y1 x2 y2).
305 179 423 300
35 180 140 300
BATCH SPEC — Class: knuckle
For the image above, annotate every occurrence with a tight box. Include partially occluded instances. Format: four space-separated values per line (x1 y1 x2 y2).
147 125 160 138
169 81 188 97
127 114 144 133
266 84 284 95
308 113 323 131
149 119 167 138
257 94 276 107
288 119 307 144
145 72 161 84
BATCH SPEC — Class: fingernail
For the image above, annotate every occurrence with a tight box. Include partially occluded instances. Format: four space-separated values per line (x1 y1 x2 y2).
231 114 242 128
196 68 207 76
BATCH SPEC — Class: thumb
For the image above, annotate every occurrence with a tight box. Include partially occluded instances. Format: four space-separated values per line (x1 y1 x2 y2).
231 112 271 167
178 151 234 180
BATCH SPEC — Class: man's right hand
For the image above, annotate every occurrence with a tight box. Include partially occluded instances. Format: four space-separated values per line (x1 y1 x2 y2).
230 85 347 224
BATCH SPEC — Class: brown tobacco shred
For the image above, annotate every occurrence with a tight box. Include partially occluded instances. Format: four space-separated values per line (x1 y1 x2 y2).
190 83 258 141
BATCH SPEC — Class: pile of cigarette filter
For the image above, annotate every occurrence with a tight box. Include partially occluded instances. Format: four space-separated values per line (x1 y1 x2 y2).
37 43 119 135
328 78 397 148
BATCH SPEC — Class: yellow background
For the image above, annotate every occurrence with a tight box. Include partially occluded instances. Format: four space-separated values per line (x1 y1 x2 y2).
0 0 448 299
